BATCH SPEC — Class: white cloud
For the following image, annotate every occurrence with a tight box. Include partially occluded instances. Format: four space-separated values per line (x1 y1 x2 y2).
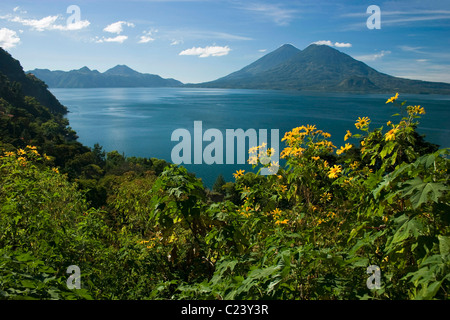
179 45 231 58
258 49 267 52
313 40 333 46
96 35 128 43
138 29 157 44
56 19 91 31
0 28 20 49
11 15 59 31
104 21 135 34
4 14 89 32
313 40 352 48
354 50 391 62
13 6 27 14
334 42 352 48
170 39 183 45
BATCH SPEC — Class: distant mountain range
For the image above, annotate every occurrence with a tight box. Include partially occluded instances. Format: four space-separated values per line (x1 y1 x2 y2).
192 44 450 94
27 65 182 88
26 44 450 94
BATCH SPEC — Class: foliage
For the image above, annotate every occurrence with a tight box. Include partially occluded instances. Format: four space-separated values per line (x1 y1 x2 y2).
1 89 448 300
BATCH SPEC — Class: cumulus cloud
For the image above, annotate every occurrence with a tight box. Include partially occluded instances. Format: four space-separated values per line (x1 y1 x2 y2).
0 28 20 49
179 45 231 58
313 40 352 48
103 21 134 34
334 42 352 48
96 35 128 44
138 29 157 44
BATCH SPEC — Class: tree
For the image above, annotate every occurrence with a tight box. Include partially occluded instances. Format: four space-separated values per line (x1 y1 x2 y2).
212 174 226 193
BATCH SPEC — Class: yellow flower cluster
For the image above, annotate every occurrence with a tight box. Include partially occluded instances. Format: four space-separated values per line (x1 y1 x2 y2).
350 161 359 170
271 208 288 225
407 105 426 116
336 143 352 155
239 204 253 218
248 143 276 166
138 232 164 249
280 146 305 158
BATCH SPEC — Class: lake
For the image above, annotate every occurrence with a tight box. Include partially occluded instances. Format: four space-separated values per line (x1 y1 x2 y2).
51 87 450 188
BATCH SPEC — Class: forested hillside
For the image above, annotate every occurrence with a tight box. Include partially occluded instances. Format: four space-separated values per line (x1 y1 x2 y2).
0 48 448 300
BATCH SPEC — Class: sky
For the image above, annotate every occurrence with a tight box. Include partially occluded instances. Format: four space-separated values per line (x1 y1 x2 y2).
0 0 449 84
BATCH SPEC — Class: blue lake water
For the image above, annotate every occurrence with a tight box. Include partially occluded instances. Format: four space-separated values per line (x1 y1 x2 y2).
51 87 450 188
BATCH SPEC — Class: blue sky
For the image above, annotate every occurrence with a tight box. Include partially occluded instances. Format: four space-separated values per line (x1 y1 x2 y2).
1 0 449 84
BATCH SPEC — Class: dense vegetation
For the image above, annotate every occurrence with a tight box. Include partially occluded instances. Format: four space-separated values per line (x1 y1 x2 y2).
0 49 448 300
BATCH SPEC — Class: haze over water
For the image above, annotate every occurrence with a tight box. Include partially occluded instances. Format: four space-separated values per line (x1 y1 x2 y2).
52 87 450 187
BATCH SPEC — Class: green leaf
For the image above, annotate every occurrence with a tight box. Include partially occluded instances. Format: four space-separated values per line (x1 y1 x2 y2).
398 177 448 209
438 235 450 259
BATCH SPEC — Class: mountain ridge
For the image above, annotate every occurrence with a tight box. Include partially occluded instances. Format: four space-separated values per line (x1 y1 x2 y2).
189 44 450 94
27 65 183 88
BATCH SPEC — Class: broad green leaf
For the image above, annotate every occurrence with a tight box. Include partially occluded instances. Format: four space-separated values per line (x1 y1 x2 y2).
398 177 448 209
438 235 450 258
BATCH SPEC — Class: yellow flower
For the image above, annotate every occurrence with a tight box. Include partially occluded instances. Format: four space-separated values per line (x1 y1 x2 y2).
385 92 399 104
336 143 352 155
248 156 258 165
44 154 51 161
344 130 352 141
355 117 370 129
271 208 282 217
312 156 320 161
17 149 26 155
386 121 392 126
305 124 317 134
275 219 289 225
52 167 59 174
233 169 245 179
26 145 37 150
385 127 398 141
279 185 287 193
407 105 426 116
328 165 342 179
291 147 305 157
323 160 329 168
4 151 15 157
280 147 291 159
321 192 332 202
350 161 359 170
248 146 258 154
